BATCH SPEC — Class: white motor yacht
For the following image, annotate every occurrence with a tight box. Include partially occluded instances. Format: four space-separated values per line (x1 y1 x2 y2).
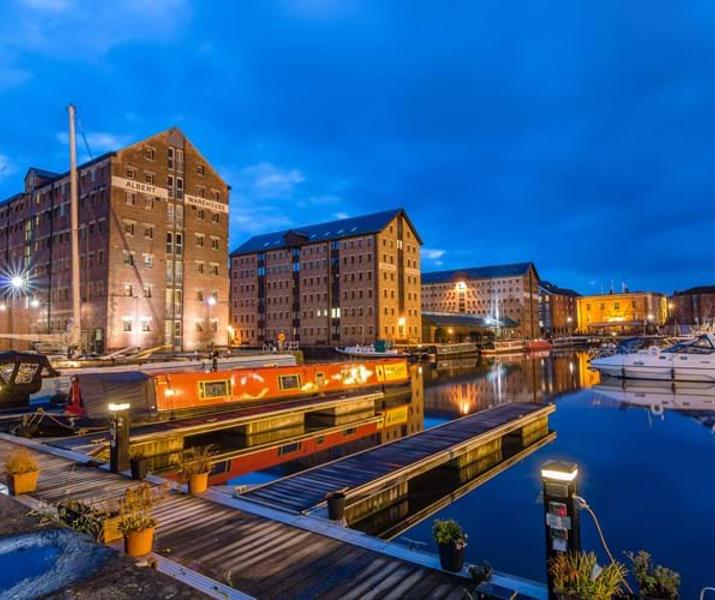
589 333 715 382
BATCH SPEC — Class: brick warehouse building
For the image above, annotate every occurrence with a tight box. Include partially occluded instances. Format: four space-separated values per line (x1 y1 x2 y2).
670 285 715 327
539 280 579 337
0 128 229 352
421 262 540 339
230 209 422 346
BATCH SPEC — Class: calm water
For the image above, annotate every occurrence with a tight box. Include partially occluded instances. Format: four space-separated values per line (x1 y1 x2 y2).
226 352 715 597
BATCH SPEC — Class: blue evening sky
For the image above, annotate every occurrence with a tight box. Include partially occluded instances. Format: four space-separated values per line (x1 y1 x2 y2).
1 0 713 294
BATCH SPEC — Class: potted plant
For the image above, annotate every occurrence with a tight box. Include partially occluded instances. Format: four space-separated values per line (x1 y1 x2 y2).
432 519 467 572
627 551 680 600
129 448 149 481
118 483 166 557
550 552 627 600
180 446 214 495
119 509 156 557
58 497 123 543
4 447 39 495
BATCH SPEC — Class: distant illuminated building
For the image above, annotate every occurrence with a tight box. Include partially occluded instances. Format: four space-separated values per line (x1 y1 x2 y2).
421 262 540 338
576 291 667 334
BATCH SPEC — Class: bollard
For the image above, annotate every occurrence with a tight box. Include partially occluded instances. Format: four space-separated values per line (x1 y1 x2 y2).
326 490 347 521
541 460 581 600
108 402 131 473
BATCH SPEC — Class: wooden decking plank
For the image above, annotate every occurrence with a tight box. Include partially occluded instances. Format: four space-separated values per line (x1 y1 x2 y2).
338 559 406 600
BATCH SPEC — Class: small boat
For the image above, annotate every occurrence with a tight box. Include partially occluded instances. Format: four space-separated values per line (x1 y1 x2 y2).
434 343 479 358
336 340 408 358
526 339 552 352
589 333 715 382
480 339 526 356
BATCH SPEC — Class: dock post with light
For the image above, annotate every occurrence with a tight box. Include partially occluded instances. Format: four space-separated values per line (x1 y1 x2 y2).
541 460 581 599
108 402 131 473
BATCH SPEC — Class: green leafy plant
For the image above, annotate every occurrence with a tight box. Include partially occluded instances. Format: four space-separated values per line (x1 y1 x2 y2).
627 551 680 599
180 445 215 477
4 447 39 475
432 519 467 547
550 552 627 600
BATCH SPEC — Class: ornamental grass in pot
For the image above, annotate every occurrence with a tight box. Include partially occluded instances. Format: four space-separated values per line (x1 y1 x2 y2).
118 483 166 557
627 551 680 600
4 447 39 495
550 551 627 600
180 446 215 495
119 510 157 557
432 518 467 572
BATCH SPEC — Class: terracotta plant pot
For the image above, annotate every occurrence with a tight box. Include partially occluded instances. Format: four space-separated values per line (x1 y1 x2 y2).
8 470 39 495
188 472 209 494
124 527 155 557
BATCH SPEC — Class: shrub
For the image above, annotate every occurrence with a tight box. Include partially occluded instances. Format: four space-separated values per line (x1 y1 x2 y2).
550 552 627 600
4 448 39 475
432 519 467 546
180 446 215 477
118 511 157 535
627 551 680 600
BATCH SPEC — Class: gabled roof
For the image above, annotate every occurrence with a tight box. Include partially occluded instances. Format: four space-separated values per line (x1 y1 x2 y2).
422 262 538 285
673 285 715 296
231 208 422 255
539 280 581 297
27 167 61 181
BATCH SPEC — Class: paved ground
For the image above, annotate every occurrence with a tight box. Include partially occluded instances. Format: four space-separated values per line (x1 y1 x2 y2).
0 494 208 599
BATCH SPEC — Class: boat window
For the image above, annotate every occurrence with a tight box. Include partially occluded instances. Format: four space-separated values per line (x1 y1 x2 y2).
0 363 15 384
278 442 301 455
198 379 231 399
278 374 302 390
15 362 39 384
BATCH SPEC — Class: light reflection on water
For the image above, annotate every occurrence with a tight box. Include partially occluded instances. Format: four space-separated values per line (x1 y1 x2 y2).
223 352 714 596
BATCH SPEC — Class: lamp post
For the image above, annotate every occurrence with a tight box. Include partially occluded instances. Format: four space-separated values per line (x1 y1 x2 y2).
541 460 581 599
108 401 131 473
206 295 217 349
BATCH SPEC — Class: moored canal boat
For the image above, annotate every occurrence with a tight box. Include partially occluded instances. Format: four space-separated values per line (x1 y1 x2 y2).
68 358 410 420
480 339 526 356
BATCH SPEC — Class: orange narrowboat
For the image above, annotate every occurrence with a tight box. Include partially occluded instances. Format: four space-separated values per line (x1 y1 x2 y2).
70 358 410 419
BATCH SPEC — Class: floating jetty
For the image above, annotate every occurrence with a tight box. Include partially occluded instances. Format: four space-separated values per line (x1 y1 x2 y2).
239 402 554 524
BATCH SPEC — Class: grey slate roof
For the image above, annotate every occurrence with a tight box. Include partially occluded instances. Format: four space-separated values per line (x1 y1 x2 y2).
673 285 715 296
27 167 61 181
230 208 422 255
422 262 537 284
422 311 520 328
539 280 581 297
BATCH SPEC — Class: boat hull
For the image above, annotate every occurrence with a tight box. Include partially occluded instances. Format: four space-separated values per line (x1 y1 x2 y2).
590 355 715 382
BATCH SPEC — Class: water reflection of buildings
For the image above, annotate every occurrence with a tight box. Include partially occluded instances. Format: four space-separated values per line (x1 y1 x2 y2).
593 378 715 433
423 353 590 417
209 365 425 485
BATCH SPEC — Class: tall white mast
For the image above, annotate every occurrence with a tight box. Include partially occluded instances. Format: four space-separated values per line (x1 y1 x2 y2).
68 104 82 352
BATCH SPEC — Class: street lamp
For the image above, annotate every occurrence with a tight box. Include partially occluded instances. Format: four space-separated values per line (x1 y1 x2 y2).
10 275 25 291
